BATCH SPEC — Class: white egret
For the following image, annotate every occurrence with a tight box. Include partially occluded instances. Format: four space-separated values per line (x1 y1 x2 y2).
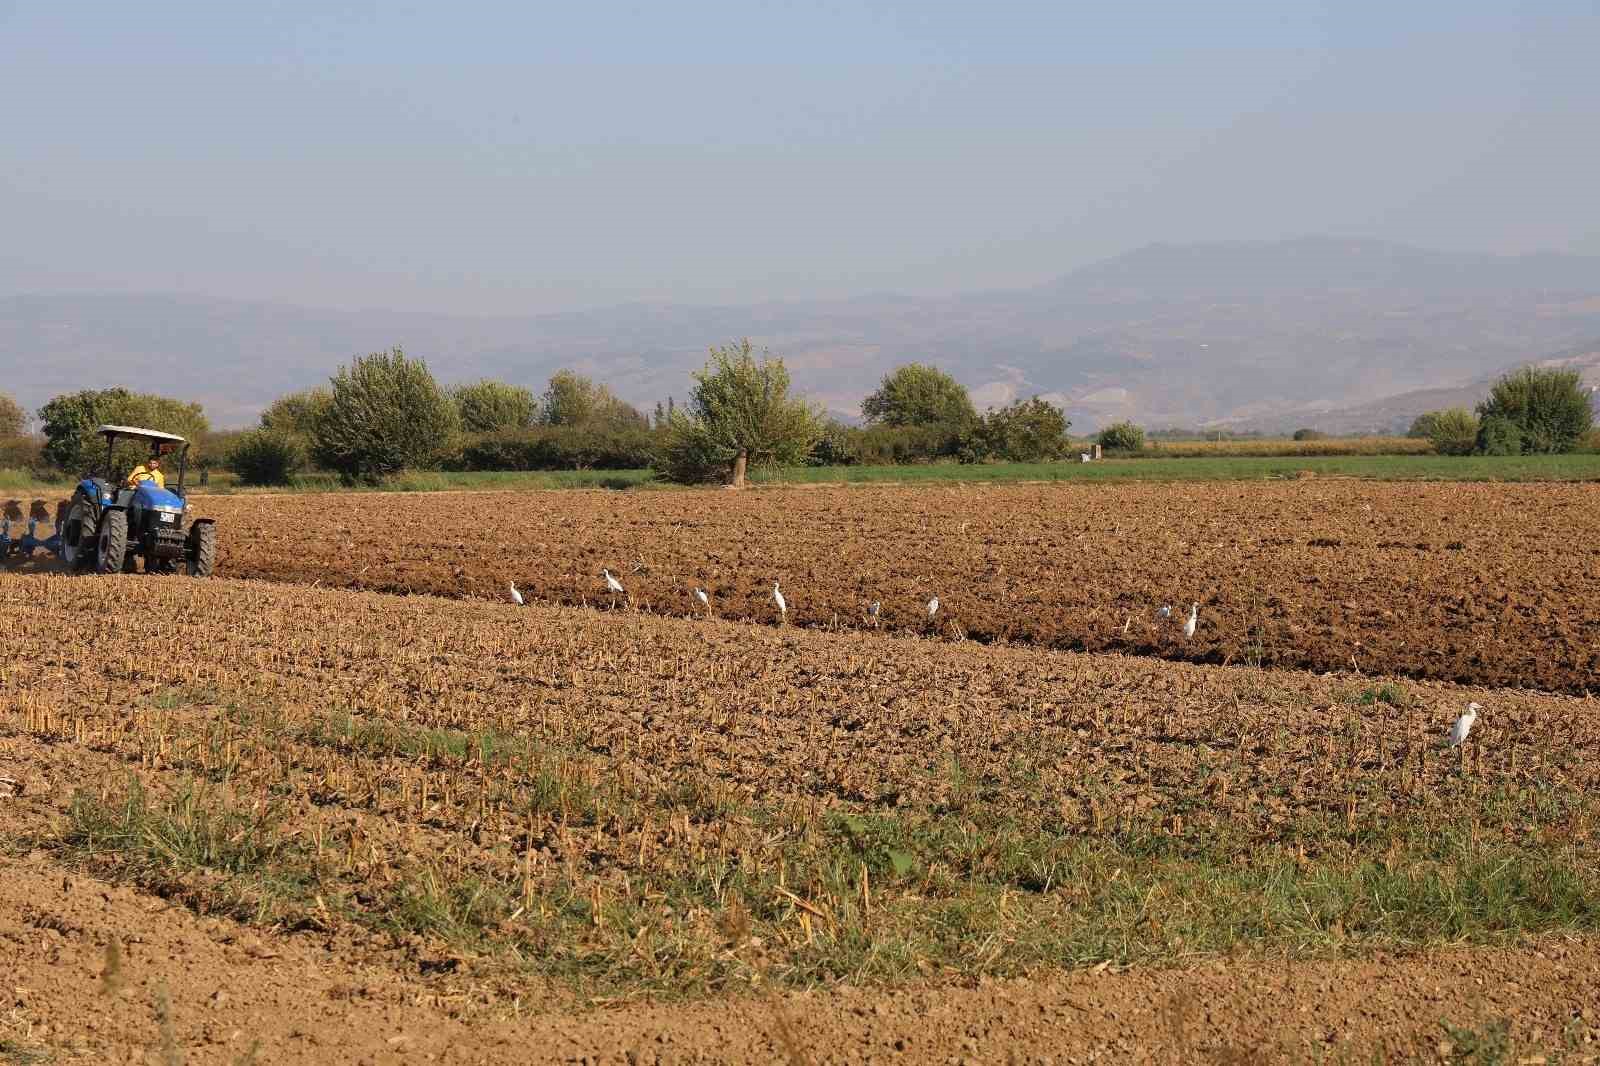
772 581 787 621
1448 702 1480 747
693 587 710 614
927 596 940 619
508 583 524 606
1182 603 1198 640
601 568 626 609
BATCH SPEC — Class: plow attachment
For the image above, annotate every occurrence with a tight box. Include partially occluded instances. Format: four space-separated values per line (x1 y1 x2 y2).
0 517 64 560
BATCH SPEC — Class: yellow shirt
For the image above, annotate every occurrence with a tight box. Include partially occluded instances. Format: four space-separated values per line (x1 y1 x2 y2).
127 465 166 490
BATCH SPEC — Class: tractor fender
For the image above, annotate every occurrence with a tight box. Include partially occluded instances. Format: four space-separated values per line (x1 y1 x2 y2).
188 517 216 530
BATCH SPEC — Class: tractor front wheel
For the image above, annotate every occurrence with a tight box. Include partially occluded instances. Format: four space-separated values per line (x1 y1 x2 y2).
186 521 216 577
95 511 128 575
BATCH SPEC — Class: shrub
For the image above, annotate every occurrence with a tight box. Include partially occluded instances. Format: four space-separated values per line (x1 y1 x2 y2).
452 380 539 433
1097 421 1146 452
37 387 211 475
861 364 977 428
0 393 26 436
1414 408 1479 456
313 348 459 484
809 420 861 466
1291 428 1327 442
1406 413 1437 439
0 434 44 473
802 421 970 466
856 423 965 464
455 426 659 471
1476 366 1594 453
541 371 646 429
960 397 1072 463
260 388 333 439
225 430 306 486
660 339 824 484
1475 415 1523 456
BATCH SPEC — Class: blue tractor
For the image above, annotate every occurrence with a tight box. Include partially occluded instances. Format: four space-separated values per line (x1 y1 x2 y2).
56 425 217 576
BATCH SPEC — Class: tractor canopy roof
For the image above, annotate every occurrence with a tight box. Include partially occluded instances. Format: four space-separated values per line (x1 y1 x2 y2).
95 425 188 447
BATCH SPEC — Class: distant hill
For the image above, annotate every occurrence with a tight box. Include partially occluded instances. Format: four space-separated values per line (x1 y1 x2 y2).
4 237 1599 430
1244 338 1600 436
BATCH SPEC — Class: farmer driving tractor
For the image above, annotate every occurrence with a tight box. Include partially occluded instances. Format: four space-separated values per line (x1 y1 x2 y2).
125 446 169 491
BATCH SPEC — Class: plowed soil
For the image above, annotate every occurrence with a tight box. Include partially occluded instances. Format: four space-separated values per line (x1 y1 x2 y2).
152 481 1600 694
4 851 1597 1064
4 573 1599 1062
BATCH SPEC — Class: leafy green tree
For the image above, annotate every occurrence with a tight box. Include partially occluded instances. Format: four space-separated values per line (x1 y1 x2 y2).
37 387 211 474
313 348 459 483
226 429 306 486
1097 421 1146 452
0 392 26 437
540 370 645 429
861 364 977 428
660 339 824 484
1475 415 1523 456
260 387 333 439
1407 412 1439 439
1475 366 1594 453
452 379 539 432
1412 408 1478 456
1291 428 1326 442
808 419 862 466
960 397 1072 463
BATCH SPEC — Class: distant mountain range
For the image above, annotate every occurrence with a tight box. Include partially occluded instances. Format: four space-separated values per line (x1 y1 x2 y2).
1260 338 1600 436
4 236 1599 432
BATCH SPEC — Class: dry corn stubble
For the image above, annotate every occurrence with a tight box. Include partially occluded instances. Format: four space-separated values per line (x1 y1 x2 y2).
3 572 1598 1003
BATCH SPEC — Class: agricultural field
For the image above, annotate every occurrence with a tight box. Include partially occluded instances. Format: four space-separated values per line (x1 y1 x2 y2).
151 480 1600 693
3 479 1599 1063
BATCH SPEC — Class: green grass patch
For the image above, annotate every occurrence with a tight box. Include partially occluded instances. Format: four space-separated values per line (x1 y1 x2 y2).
0 468 71 493
752 453 1600 486
61 779 317 925
51 773 1600 999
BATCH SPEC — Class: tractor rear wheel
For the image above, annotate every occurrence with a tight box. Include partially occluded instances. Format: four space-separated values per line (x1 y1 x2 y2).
187 522 216 577
60 494 95 570
95 511 128 575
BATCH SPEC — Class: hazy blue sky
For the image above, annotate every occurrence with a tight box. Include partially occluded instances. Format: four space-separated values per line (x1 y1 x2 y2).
2 1 1597 314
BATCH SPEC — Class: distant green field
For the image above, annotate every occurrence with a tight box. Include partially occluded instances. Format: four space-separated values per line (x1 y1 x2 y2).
5 453 1600 499
751 453 1600 484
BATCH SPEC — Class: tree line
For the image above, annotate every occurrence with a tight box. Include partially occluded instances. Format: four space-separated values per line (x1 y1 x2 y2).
6 355 1587 487
1407 367 1596 457
0 343 1085 487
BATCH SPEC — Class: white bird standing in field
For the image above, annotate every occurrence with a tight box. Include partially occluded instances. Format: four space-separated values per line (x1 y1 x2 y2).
868 601 881 627
1448 702 1480 747
772 580 787 622
693 586 710 614
927 596 940 619
1182 602 1198 640
508 582 524 606
601 568 626 609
